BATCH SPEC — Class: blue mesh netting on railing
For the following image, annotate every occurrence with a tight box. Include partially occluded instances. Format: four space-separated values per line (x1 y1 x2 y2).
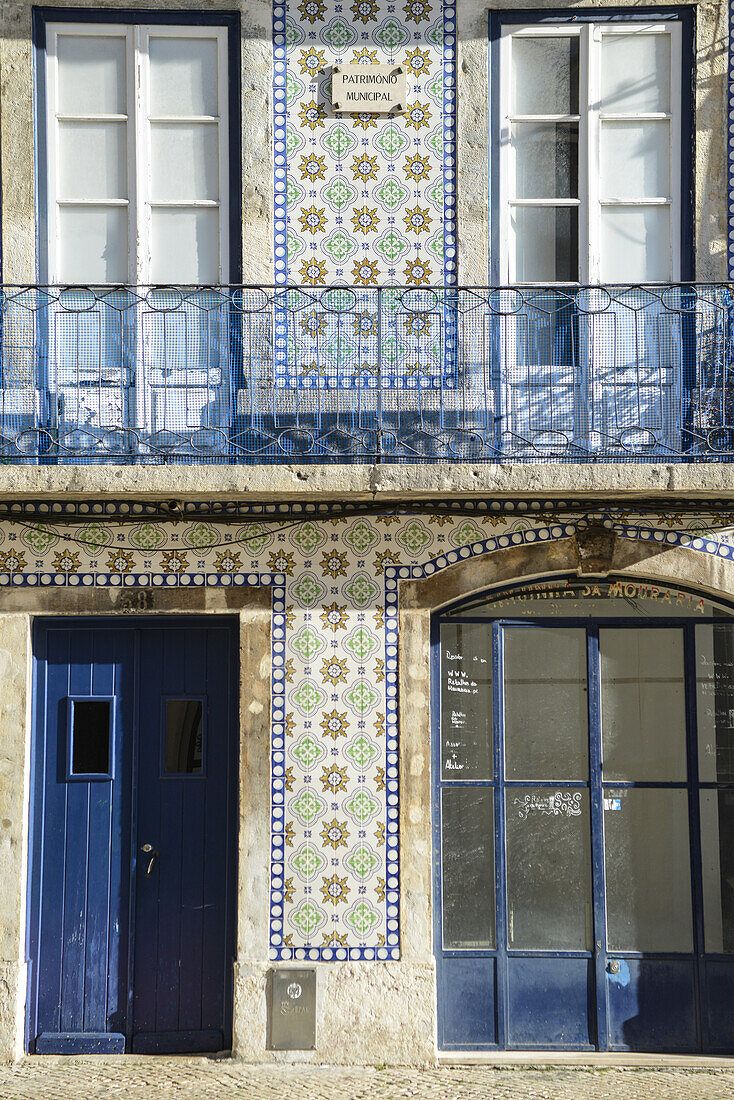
0 284 732 464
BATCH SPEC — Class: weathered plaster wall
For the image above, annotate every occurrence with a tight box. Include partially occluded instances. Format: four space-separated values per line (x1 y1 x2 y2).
0 616 29 1062
232 959 436 1063
0 462 732 503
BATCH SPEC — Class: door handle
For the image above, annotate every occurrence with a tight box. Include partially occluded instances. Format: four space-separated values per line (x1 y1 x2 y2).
140 844 158 877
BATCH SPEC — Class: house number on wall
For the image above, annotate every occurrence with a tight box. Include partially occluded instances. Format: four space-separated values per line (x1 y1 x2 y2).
331 65 407 113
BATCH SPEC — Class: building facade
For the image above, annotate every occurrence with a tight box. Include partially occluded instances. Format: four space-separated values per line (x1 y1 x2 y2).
0 0 734 1064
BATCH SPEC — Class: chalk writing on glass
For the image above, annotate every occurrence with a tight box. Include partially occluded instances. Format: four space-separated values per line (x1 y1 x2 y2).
446 666 479 695
443 734 466 771
514 791 582 820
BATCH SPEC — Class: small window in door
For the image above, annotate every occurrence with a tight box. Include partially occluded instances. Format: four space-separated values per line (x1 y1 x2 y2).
164 698 204 775
68 698 113 778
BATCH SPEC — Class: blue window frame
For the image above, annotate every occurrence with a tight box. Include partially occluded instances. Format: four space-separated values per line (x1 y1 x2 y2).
67 695 114 780
23 10 244 464
485 9 696 462
432 575 734 1052
160 695 206 777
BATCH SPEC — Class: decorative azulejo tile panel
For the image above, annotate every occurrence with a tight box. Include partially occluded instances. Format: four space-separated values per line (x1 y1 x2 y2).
2 504 734 959
273 0 457 286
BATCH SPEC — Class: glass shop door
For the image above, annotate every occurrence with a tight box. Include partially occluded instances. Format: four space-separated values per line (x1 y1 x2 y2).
435 615 734 1052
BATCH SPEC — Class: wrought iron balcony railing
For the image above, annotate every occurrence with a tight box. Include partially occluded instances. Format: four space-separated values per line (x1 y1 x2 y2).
0 283 732 464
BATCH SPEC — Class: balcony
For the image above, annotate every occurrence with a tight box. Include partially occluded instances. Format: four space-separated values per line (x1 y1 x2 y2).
0 284 731 465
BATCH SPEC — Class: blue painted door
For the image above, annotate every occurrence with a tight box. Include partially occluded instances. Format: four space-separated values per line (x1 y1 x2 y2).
434 611 734 1052
28 620 237 1055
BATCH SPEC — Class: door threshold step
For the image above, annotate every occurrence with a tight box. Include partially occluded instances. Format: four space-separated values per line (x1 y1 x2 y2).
437 1052 734 1068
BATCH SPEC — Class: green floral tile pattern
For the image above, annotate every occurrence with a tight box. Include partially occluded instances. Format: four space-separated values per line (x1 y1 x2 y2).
276 0 447 287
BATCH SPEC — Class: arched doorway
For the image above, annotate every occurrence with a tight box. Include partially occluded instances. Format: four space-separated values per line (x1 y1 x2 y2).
433 575 734 1052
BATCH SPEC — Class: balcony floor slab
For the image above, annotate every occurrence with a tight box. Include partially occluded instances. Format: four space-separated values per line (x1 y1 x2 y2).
0 463 732 504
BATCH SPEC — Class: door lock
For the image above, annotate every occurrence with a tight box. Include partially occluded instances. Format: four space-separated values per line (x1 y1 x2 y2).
607 959 620 975
140 844 158 877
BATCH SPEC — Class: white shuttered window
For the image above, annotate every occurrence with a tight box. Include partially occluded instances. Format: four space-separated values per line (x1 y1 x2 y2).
45 24 229 284
499 21 682 284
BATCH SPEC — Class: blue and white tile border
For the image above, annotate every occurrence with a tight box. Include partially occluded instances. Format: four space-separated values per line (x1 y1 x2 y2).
442 0 457 286
272 0 289 287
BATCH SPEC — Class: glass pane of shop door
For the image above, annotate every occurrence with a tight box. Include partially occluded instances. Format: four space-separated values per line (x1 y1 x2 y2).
502 626 595 1048
695 622 734 1050
505 787 592 950
600 626 696 1052
600 628 687 781
504 627 589 781
503 627 592 949
599 627 692 951
603 787 692 952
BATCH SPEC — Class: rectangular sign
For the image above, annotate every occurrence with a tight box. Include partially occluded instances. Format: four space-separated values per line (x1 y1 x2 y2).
332 64 407 113
269 968 316 1050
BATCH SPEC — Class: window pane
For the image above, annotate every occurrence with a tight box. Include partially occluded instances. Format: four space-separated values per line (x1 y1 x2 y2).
513 206 578 282
599 206 670 282
513 123 578 199
165 699 203 773
149 36 219 116
440 622 492 780
600 628 686 781
512 37 579 115
57 34 127 115
605 788 692 952
57 206 128 283
701 790 734 953
601 121 670 200
150 122 219 202
506 787 591 950
696 624 734 782
601 32 671 114
150 208 219 283
504 628 588 781
58 121 127 201
442 788 495 948
71 700 111 775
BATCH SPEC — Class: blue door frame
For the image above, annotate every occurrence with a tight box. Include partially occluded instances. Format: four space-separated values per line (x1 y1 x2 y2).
26 618 238 1055
432 605 734 1052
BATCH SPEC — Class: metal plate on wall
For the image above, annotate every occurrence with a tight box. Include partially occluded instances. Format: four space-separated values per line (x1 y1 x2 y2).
269 968 316 1050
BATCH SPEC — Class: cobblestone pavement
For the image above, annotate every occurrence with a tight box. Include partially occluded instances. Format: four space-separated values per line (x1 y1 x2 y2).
2 1061 734 1100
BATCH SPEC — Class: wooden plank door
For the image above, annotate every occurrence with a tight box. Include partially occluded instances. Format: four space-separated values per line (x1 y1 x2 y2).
130 624 237 1053
29 619 237 1055
29 625 134 1054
